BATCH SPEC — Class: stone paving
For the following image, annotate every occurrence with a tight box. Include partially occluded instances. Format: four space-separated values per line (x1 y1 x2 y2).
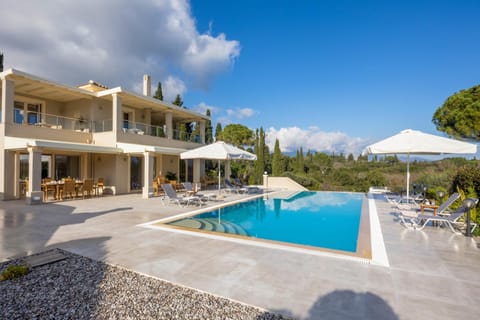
1 192 479 319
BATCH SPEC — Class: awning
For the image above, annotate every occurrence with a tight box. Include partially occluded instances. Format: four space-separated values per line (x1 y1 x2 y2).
117 143 187 155
4 137 122 154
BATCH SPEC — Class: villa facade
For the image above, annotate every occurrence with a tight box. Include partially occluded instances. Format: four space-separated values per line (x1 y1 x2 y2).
0 68 208 204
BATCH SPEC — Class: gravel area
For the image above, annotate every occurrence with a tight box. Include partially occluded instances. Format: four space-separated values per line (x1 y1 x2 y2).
0 249 291 320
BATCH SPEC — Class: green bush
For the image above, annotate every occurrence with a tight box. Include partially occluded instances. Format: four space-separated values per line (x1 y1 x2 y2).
0 264 29 281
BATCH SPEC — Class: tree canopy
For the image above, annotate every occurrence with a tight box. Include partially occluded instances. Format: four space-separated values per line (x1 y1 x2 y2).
432 84 480 140
221 124 254 147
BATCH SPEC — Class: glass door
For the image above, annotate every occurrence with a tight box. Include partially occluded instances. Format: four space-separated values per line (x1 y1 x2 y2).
130 156 142 191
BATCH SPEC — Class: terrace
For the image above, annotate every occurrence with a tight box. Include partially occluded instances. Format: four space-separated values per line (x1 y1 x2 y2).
0 192 478 318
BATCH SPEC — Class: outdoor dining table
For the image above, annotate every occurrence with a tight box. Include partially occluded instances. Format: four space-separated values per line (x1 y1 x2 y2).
42 180 83 201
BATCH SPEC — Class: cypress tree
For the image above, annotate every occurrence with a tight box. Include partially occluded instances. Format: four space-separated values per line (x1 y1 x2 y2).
215 123 223 141
272 138 282 176
255 127 266 183
205 109 213 144
153 82 163 100
172 94 183 107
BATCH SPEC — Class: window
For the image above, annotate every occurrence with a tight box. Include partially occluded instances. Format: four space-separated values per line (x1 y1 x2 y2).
13 97 44 125
14 101 24 124
27 103 41 124
55 155 80 180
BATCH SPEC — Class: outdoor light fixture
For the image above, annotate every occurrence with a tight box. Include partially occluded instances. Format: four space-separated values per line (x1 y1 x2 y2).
437 190 445 204
462 198 476 237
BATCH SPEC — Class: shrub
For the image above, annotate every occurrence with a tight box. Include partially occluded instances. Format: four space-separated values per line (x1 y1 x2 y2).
0 264 29 281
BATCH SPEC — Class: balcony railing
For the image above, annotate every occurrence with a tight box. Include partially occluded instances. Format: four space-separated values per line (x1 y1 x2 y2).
15 112 94 133
122 120 201 143
9 113 202 143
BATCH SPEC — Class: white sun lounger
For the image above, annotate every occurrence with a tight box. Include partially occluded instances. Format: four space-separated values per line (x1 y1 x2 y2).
401 203 478 234
161 183 201 207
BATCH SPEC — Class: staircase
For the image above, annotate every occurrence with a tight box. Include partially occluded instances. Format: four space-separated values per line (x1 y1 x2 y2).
169 217 249 236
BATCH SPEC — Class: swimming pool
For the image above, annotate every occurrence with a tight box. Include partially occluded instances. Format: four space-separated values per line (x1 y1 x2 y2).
164 191 368 254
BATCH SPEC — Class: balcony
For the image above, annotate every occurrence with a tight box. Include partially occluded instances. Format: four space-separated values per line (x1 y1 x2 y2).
120 120 202 143
13 112 93 133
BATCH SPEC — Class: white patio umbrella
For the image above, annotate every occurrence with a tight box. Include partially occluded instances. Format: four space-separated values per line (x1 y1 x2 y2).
180 141 257 191
364 129 477 200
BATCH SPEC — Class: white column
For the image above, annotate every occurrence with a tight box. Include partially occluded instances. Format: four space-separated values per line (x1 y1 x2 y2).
0 148 15 200
142 151 154 198
14 151 20 198
1 78 14 124
184 160 189 182
165 112 173 139
112 93 122 138
193 159 201 184
144 108 151 135
27 147 42 204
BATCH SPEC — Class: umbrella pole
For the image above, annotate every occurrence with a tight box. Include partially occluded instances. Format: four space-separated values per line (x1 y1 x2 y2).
218 159 221 194
406 153 410 201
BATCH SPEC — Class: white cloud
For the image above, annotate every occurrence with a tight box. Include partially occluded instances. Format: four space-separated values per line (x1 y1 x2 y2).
0 0 240 91
163 76 187 102
225 107 256 119
266 126 368 156
192 102 219 115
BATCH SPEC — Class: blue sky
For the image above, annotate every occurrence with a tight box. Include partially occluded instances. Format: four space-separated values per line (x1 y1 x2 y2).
1 0 479 155
187 0 480 151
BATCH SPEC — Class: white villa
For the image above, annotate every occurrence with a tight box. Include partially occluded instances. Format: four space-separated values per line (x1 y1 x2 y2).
0 68 209 204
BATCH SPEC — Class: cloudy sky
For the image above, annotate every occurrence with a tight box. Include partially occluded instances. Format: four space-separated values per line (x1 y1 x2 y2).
2 0 480 155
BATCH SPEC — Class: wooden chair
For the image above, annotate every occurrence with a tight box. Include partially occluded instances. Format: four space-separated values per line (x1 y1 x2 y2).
62 179 76 200
80 178 94 199
95 178 104 196
42 178 56 201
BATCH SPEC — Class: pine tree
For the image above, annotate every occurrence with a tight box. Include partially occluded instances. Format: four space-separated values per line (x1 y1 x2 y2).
272 138 282 176
153 82 163 100
172 94 183 107
205 109 213 144
215 123 223 141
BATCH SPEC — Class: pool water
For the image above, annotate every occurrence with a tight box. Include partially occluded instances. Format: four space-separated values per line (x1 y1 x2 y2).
167 191 364 253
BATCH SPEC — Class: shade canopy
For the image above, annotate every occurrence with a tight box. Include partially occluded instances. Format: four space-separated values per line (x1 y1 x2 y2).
365 129 477 155
364 129 477 200
180 141 257 161
180 141 257 192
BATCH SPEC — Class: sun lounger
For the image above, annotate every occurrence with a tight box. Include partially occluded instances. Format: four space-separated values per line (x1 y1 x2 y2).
224 179 247 194
161 183 201 207
401 200 478 234
233 178 262 194
397 192 460 226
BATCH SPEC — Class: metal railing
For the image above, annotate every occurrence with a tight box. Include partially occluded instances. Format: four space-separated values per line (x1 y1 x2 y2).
15 112 94 133
9 113 203 143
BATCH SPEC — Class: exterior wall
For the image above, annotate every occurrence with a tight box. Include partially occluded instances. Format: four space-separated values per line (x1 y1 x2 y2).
162 154 179 181
117 131 201 149
5 123 93 143
93 153 129 195
113 154 129 194
93 153 117 191
92 132 116 147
